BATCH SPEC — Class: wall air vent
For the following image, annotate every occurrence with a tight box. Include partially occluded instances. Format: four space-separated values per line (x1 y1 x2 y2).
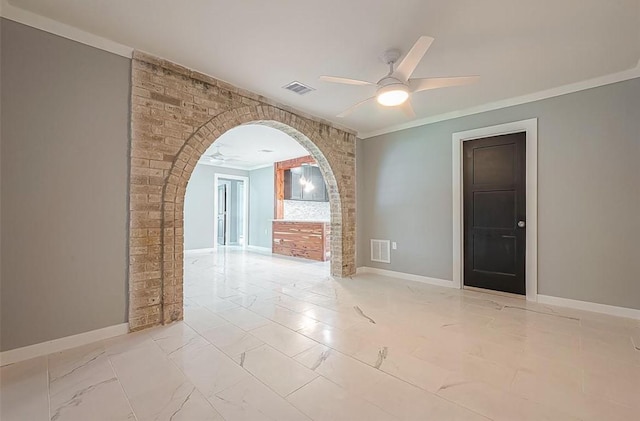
283 81 315 95
370 239 391 263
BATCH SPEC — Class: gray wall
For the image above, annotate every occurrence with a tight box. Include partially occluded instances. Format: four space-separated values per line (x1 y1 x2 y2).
1 19 131 351
359 78 640 310
184 165 220 250
249 166 274 249
184 164 248 250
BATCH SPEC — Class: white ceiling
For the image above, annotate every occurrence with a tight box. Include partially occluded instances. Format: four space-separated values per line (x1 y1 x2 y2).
198 124 308 171
7 0 640 135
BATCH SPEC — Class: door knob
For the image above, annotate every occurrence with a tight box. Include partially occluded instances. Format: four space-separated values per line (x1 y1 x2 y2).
517 220 526 228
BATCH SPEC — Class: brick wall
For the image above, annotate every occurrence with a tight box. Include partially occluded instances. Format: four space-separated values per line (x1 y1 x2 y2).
129 51 357 331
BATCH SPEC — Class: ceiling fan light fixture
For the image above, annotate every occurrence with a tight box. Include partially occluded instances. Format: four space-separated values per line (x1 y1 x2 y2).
376 84 409 107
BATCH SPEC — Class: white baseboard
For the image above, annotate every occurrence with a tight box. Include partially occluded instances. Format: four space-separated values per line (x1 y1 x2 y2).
356 266 455 289
184 247 216 254
0 323 129 366
185 246 272 255
356 268 640 320
537 295 640 320
247 245 272 253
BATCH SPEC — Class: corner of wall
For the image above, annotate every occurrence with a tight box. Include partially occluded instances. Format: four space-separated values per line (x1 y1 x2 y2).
355 138 365 268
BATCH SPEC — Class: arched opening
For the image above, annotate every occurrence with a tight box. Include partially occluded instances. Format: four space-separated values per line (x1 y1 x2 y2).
160 117 346 324
128 52 356 331
182 123 337 321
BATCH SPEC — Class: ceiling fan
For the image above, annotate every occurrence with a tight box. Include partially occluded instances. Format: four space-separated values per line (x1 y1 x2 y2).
202 146 242 164
320 36 479 118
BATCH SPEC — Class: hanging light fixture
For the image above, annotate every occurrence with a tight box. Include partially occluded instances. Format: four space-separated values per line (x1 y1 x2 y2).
304 180 315 192
299 166 307 186
299 164 315 193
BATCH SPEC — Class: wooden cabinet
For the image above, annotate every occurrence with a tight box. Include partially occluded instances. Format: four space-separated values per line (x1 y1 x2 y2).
272 221 330 261
283 166 328 202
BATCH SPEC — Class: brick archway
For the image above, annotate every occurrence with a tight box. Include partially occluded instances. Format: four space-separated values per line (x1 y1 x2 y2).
128 52 356 331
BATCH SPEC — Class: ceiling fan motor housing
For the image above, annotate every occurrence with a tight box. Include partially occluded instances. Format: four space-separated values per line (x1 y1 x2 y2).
376 76 409 106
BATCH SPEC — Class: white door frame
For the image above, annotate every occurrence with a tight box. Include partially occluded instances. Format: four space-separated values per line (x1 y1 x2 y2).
213 173 250 249
452 118 538 301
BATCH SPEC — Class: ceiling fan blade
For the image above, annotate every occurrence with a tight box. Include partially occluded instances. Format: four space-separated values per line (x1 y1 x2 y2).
400 100 416 119
394 36 434 81
320 75 376 86
337 97 376 118
409 76 479 92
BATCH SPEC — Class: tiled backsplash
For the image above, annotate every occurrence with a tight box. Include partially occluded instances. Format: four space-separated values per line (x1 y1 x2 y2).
283 200 330 221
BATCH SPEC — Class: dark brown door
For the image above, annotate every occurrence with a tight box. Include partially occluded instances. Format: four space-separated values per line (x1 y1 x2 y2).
463 132 526 295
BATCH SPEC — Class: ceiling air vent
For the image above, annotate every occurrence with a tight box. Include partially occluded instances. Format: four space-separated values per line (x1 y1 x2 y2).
283 81 315 95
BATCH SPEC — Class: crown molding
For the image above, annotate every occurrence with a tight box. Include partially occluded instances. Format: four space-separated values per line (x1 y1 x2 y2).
246 163 275 171
197 160 274 172
358 63 640 139
0 0 133 57
196 160 253 172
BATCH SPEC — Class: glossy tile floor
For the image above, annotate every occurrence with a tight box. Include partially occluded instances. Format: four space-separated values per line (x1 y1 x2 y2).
2 248 640 420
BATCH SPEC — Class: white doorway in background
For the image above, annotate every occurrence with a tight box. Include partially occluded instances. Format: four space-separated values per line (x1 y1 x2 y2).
213 173 249 248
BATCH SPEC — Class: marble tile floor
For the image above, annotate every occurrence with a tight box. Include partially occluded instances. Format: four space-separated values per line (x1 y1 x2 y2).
2 248 639 420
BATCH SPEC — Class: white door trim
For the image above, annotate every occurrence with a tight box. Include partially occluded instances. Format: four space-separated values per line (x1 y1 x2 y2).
213 173 250 249
452 118 538 301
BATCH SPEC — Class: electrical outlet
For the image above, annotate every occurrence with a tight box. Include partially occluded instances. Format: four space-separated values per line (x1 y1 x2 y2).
392 242 397 250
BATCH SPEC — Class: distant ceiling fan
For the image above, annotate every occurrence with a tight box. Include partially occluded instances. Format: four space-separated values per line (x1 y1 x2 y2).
202 146 242 164
320 36 479 118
